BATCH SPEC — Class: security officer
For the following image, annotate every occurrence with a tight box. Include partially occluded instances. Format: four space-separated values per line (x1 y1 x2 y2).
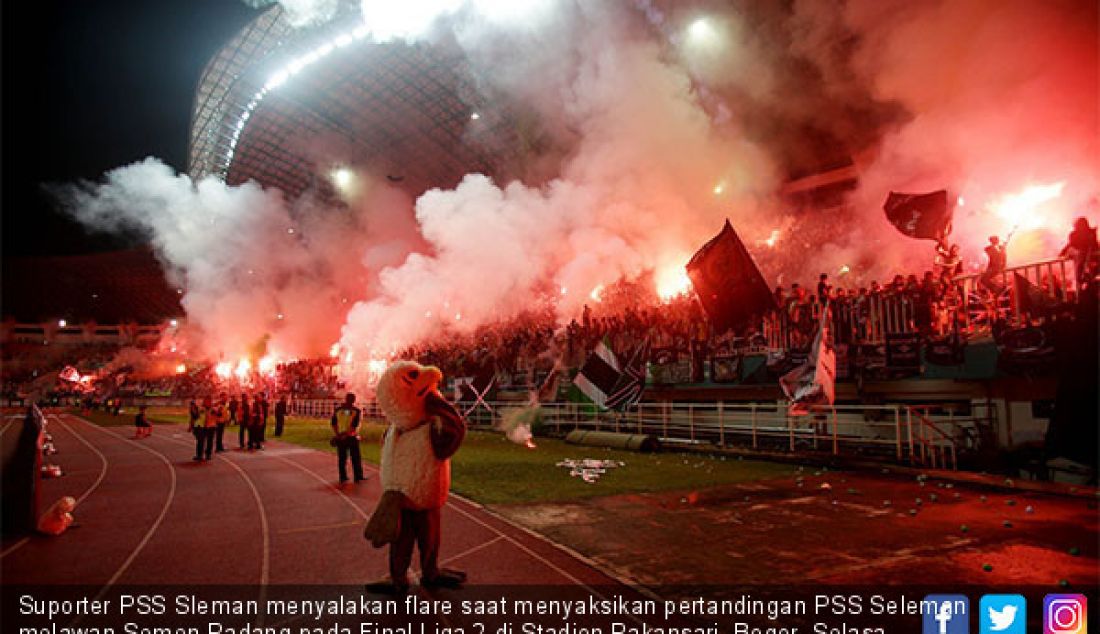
238 392 250 449
215 392 229 452
330 393 365 484
273 395 287 437
248 393 265 450
194 395 222 461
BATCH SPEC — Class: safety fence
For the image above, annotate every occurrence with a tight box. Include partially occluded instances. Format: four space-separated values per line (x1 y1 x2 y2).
954 257 1079 331
288 397 996 470
763 294 916 349
763 257 1078 354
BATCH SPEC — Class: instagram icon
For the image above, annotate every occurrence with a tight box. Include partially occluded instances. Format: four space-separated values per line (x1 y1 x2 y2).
1045 595 1087 634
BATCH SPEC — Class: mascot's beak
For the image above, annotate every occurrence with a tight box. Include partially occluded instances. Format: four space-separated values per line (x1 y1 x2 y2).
417 365 462 426
413 366 444 400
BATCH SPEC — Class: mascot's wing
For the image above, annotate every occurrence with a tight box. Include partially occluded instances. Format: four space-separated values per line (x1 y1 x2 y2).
425 390 466 460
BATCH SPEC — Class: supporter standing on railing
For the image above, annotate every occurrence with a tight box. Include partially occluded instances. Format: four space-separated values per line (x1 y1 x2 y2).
817 274 831 304
935 240 963 277
981 235 1007 291
1060 217 1098 287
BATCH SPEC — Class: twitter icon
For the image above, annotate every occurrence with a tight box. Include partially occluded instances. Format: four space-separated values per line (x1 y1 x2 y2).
981 595 1026 634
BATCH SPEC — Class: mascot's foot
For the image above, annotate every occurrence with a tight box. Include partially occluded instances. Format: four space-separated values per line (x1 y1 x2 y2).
365 579 410 596
420 569 467 589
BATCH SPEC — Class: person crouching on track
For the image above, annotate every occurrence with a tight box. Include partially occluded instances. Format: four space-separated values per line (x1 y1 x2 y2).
134 405 152 439
331 393 365 484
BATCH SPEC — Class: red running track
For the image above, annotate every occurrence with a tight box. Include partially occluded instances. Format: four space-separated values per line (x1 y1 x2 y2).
1 412 626 591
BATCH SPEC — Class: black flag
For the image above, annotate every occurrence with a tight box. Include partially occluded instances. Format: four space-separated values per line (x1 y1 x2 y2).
605 339 649 411
884 190 952 240
1013 272 1045 316
686 219 777 334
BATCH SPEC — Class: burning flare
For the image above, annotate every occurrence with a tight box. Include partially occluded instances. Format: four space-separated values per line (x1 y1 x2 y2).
988 181 1065 233
656 267 692 301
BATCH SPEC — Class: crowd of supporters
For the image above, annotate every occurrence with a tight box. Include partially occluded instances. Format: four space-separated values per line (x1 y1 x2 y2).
5 219 1096 401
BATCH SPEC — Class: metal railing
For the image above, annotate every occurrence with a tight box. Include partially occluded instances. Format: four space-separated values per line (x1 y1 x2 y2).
954 257 1077 332
289 397 993 470
764 294 917 350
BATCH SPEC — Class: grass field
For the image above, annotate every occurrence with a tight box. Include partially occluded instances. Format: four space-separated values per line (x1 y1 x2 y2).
75 406 795 505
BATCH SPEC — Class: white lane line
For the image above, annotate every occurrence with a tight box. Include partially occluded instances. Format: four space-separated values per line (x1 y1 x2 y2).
50 415 110 506
148 426 622 603
278 521 362 535
124 429 273 628
268 452 370 521
276 450 615 600
0 537 29 559
68 416 178 591
439 535 504 567
0 415 111 560
152 432 271 587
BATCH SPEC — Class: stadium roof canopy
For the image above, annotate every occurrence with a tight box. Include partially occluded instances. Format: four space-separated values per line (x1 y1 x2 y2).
188 4 528 202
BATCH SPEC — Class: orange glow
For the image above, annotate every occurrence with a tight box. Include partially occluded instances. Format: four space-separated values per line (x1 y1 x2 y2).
366 358 388 386
764 229 780 248
656 267 692 301
589 284 604 302
234 358 251 380
215 362 232 379
988 181 1064 232
258 355 277 377
175 364 187 375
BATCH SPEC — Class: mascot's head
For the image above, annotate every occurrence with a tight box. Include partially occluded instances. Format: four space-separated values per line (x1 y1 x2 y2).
377 361 444 430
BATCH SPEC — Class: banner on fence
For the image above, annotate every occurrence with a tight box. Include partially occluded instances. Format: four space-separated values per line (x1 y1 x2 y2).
711 355 741 383
885 333 922 370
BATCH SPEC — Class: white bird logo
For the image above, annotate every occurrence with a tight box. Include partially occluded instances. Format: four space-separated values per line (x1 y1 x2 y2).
989 604 1018 631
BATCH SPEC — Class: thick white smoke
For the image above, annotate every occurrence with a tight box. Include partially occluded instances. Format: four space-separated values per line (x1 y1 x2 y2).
337 2 777 387
60 0 1097 386
61 158 421 364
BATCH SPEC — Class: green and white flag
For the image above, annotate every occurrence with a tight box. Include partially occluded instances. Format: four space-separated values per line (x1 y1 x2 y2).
572 338 621 409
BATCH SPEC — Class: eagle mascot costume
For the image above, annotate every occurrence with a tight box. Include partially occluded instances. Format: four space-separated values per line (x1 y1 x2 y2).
364 361 467 592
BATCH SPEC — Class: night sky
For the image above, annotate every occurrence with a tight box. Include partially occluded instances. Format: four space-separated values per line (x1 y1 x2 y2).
2 0 258 256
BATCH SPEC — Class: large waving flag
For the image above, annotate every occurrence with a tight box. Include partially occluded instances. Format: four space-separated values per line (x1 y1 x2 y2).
687 219 777 334
780 304 836 415
572 338 621 409
883 190 953 241
605 339 650 411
